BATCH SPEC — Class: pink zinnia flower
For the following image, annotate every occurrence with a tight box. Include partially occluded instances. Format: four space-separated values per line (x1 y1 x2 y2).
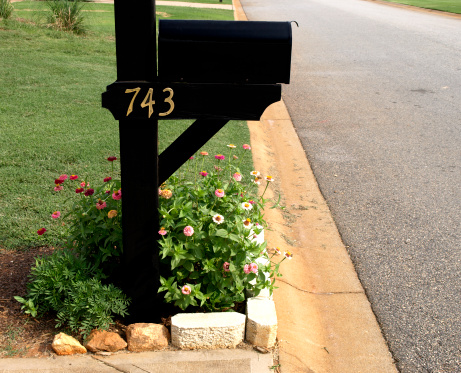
243 264 251 274
51 211 61 219
249 200 255 204
75 188 84 194
189 156 194 160
183 226 194 237
59 174 68 181
214 166 222 172
158 227 167 236
181 285 191 295
107 156 117 162
199 171 208 177
243 144 251 150
84 188 95 196
249 263 258 274
37 228 46 236
215 154 225 160
96 199 107 210
80 181 87 187
54 186 63 192
223 262 230 272
112 190 122 200
215 189 225 198
233 172 242 182
104 176 112 182
70 175 78 180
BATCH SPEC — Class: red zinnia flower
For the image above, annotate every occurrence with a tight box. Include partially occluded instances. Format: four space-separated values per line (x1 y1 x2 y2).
104 177 112 182
37 228 46 235
84 188 95 196
75 188 84 193
112 190 122 200
107 156 117 162
54 179 64 185
70 175 78 180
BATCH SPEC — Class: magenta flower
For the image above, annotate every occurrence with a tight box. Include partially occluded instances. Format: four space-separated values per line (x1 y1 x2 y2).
104 176 112 182
70 175 78 180
233 172 242 182
96 200 107 210
158 227 167 236
75 188 84 194
37 228 46 236
223 262 230 272
243 144 251 150
181 285 191 295
243 264 251 274
183 226 194 237
84 188 95 196
215 189 225 198
112 190 122 200
54 186 63 192
51 211 61 219
59 174 68 181
107 156 117 162
199 171 208 177
189 156 194 160
249 200 255 204
215 154 225 160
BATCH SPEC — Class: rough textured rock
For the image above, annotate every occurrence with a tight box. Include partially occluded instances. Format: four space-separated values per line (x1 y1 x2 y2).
51 332 87 355
126 323 170 352
246 297 277 348
84 330 127 352
171 312 245 349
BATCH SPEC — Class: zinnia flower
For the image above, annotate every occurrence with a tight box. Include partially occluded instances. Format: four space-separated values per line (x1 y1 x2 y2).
233 172 242 181
243 144 251 150
51 211 61 219
249 200 255 204
158 227 167 236
37 228 46 235
70 175 78 180
250 171 260 177
107 156 117 162
215 154 225 160
243 218 252 229
215 189 225 198
199 171 208 177
112 190 122 200
241 202 252 210
223 262 230 272
274 247 282 255
253 177 262 185
189 156 194 160
80 181 87 187
265 176 274 182
183 226 194 237
59 174 68 181
233 155 238 160
54 186 63 192
212 214 224 224
96 199 107 210
104 176 112 182
214 166 223 172
75 188 84 194
160 189 172 199
181 285 191 295
227 144 236 149
200 151 208 156
85 188 95 196
54 179 64 185
249 263 258 274
284 251 293 260
108 210 118 219
243 264 251 274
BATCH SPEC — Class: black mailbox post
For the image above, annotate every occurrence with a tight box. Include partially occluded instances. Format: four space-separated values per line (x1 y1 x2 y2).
103 0 292 322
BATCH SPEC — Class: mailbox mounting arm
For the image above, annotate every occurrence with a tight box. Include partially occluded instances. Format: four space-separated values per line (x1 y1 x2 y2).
158 119 229 185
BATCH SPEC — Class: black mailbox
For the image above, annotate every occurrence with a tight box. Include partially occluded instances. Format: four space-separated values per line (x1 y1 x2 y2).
158 20 292 84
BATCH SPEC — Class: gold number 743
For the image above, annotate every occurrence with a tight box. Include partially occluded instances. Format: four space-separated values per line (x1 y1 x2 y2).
125 87 175 118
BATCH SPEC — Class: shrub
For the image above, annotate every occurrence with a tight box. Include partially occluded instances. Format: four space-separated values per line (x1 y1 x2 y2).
46 0 86 34
0 0 14 20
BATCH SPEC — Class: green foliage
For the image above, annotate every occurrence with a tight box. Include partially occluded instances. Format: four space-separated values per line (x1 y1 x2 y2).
0 0 13 19
46 0 86 34
19 248 129 337
13 296 38 318
157 145 279 312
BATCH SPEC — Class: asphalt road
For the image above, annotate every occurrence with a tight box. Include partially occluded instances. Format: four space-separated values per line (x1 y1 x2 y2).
239 0 461 371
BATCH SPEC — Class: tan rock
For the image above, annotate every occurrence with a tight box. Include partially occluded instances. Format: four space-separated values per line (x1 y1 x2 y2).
126 323 170 352
84 330 127 352
51 332 87 355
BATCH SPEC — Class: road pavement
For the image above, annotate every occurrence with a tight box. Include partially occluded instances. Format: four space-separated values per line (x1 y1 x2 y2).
239 0 461 371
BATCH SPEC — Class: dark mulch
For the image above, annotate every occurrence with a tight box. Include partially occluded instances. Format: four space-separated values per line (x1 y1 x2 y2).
0 246 60 358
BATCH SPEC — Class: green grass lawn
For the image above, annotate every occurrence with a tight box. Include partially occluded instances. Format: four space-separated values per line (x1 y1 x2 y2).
382 0 461 14
0 2 252 249
160 0 233 5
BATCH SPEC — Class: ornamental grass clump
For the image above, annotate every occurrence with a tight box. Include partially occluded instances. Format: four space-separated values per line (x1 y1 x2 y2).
46 0 86 34
158 144 288 312
0 0 13 19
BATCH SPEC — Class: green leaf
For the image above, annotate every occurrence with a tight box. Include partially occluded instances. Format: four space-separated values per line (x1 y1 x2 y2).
215 229 229 238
